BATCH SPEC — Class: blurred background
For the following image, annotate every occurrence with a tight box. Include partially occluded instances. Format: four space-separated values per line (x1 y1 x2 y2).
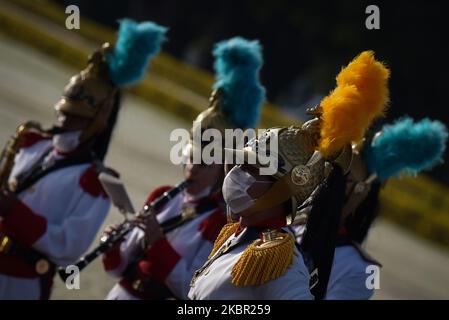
0 0 448 299
56 0 449 182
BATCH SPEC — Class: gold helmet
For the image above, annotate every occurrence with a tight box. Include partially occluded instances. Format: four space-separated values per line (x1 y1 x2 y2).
224 122 325 224
55 19 167 145
344 117 449 218
55 43 117 144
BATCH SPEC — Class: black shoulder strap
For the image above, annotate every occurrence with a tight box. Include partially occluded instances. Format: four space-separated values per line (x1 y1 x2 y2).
287 227 319 291
300 165 346 300
160 198 220 233
14 151 95 195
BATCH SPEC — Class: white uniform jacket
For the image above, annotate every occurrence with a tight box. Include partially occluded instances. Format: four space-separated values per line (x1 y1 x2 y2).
291 224 380 300
103 187 226 300
325 244 380 300
188 226 314 300
0 131 111 299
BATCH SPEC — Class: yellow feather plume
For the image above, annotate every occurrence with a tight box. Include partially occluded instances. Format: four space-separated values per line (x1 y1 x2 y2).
319 51 390 157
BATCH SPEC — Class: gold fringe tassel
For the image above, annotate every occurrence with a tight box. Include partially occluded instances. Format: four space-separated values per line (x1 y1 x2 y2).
208 222 240 258
231 232 295 286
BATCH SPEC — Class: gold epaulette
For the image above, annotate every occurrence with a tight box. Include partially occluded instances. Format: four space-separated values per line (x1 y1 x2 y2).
208 222 240 258
231 230 295 287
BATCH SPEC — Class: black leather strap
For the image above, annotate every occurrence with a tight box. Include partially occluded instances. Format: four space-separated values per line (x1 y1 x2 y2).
14 150 94 194
0 232 55 275
160 199 219 233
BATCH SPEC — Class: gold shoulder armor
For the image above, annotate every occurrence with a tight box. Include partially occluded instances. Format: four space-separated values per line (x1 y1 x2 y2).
231 229 295 286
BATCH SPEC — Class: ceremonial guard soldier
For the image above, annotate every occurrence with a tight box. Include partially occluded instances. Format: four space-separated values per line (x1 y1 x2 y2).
102 37 266 300
188 51 390 300
0 19 167 299
319 117 447 299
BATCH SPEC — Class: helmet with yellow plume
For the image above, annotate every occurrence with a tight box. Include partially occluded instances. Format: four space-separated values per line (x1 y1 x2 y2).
209 51 391 289
225 51 391 224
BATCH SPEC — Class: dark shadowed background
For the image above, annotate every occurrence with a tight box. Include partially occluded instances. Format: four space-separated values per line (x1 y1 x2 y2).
54 0 449 185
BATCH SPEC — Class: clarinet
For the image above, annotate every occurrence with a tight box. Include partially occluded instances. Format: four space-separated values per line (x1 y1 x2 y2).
58 180 189 282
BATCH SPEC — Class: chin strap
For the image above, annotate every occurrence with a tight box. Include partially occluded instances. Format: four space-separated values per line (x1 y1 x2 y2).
78 89 117 145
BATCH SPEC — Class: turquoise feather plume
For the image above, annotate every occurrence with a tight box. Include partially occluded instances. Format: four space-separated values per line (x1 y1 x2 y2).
365 117 448 181
106 19 167 86
212 37 266 129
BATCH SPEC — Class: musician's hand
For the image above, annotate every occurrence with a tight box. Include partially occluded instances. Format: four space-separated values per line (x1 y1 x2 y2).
102 224 120 239
144 213 163 247
0 189 17 217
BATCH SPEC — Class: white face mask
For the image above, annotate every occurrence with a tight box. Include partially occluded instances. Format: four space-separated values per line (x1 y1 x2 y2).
222 166 256 214
52 130 82 153
222 166 272 214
